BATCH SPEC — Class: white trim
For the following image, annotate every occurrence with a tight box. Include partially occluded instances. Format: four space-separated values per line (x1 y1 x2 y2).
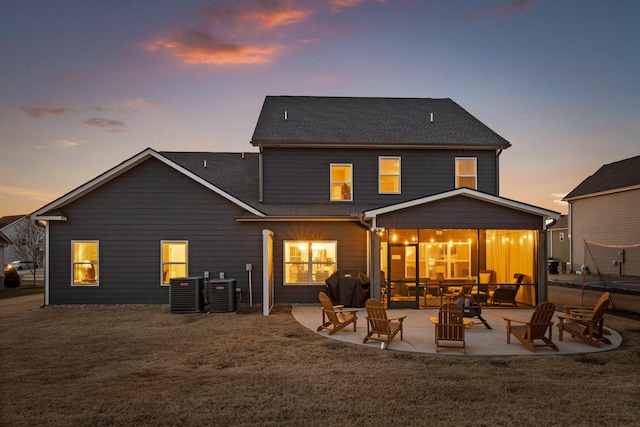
160 240 188 286
379 156 401 194
563 184 640 202
455 157 477 190
31 148 265 219
330 163 353 201
44 222 50 305
283 240 337 285
262 229 274 316
363 187 560 220
71 240 99 286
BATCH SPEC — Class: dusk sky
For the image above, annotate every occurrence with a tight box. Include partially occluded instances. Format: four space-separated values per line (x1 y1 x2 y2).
1 0 638 217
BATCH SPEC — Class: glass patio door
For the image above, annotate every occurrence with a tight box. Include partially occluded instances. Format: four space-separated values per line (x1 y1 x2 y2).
387 243 420 309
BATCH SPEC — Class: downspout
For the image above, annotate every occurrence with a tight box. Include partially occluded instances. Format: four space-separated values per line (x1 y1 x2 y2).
495 149 503 195
258 144 264 203
567 202 572 273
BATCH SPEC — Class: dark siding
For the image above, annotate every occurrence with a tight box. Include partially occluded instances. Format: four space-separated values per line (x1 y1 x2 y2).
376 196 544 230
262 148 497 203
266 221 368 304
47 158 265 304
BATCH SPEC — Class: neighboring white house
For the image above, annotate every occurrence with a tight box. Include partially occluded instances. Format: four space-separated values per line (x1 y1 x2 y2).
547 215 569 271
563 155 640 276
0 215 28 264
0 230 13 285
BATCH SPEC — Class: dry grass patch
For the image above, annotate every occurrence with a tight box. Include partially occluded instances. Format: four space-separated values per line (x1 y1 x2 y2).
2 304 640 426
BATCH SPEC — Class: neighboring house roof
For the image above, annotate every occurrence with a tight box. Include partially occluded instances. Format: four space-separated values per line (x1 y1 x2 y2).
0 215 26 230
0 230 12 246
564 155 640 201
251 96 512 149
547 215 568 230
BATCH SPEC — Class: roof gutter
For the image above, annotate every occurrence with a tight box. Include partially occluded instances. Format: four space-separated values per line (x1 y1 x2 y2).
235 216 359 222
251 141 510 150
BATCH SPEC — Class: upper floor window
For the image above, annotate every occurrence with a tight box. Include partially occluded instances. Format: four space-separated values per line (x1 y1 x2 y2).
455 157 477 189
330 164 352 201
379 157 401 194
284 241 337 285
72 241 99 286
161 241 188 285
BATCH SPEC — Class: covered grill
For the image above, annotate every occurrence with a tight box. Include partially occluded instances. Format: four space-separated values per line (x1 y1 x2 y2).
325 270 370 307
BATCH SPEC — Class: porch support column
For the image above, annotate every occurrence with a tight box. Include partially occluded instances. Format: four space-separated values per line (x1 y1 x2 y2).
537 229 548 303
370 231 381 299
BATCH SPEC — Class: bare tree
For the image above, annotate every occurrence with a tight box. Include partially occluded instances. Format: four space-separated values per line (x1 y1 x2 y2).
11 218 45 284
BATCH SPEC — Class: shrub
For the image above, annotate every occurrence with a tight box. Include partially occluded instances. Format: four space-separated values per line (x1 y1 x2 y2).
4 268 21 288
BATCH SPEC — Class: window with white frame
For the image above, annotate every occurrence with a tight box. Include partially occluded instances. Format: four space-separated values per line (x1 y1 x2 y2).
330 164 352 201
284 241 337 285
161 241 187 285
379 157 401 194
72 241 99 285
455 157 477 189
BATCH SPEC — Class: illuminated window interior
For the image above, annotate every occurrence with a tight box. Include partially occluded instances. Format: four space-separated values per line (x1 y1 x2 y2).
72 241 98 285
331 164 352 201
379 157 400 194
162 241 187 285
380 229 536 307
455 157 477 189
284 241 337 285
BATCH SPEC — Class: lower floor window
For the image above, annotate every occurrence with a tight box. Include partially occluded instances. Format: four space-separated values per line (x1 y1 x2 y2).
72 241 99 285
161 241 188 285
284 241 337 285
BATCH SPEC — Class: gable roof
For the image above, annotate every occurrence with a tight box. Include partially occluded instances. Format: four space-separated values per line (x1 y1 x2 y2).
0 215 26 230
563 155 640 201
31 148 266 220
251 96 511 149
547 214 568 230
0 230 12 246
363 188 560 223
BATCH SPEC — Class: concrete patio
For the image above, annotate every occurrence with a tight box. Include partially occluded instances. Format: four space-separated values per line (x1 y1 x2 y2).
292 304 622 356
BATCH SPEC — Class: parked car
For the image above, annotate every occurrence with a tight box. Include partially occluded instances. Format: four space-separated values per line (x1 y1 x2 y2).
8 261 33 270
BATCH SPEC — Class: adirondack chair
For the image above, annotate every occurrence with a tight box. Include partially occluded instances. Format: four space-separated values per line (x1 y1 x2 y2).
557 292 611 348
317 292 358 335
476 269 495 304
504 302 559 352
434 303 466 354
363 298 407 349
492 273 525 306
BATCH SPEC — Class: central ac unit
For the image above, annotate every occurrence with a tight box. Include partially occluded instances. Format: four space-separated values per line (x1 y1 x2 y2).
169 277 205 314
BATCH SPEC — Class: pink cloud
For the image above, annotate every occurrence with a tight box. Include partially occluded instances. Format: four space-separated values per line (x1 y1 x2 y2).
202 1 312 29
329 0 387 12
462 0 534 21
17 106 71 119
83 117 127 133
146 29 282 65
145 0 387 66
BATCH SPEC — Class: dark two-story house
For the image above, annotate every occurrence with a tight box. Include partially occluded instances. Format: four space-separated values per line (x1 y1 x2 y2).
32 96 559 311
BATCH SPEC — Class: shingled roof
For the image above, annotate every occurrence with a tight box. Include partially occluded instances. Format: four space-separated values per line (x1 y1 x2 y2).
251 96 511 148
564 155 640 200
161 152 260 203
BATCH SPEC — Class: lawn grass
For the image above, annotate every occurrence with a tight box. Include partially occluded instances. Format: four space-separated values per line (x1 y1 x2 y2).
0 285 44 299
1 302 640 426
